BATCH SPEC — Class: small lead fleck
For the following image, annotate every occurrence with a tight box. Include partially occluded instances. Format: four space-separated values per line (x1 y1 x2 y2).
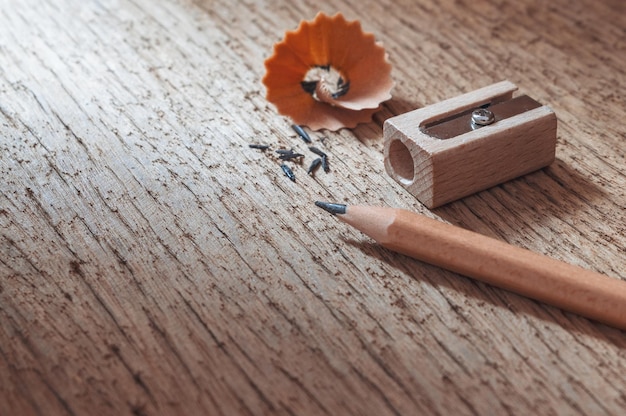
307 158 322 175
321 155 329 172
280 164 296 182
292 124 312 143
308 146 327 158
279 154 304 161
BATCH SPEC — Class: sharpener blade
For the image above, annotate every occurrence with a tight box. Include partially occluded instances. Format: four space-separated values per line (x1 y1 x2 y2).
421 95 543 140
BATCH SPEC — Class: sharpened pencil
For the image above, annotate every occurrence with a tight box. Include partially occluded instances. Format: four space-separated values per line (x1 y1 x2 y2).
315 201 626 330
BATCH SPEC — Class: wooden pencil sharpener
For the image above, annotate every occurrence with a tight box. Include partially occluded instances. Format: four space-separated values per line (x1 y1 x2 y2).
383 81 557 208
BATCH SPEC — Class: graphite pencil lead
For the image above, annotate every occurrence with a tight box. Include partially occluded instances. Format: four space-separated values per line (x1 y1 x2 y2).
280 164 296 182
292 124 312 143
314 201 346 215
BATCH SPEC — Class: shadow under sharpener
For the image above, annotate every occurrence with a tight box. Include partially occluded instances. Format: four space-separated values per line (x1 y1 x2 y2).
383 81 557 209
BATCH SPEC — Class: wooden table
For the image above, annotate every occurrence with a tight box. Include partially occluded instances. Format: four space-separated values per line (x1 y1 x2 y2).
1 0 625 414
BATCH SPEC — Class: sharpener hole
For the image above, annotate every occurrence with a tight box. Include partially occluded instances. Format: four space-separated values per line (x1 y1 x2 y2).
388 139 415 185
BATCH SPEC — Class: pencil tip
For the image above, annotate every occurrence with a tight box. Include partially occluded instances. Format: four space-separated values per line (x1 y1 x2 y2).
315 201 347 215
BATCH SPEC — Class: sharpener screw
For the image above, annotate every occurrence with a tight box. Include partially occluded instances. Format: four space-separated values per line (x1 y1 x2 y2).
471 108 495 127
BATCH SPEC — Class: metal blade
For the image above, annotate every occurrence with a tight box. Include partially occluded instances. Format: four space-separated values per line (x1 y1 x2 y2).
421 95 543 140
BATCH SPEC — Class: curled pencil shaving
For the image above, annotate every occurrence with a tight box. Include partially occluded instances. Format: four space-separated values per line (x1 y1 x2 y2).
263 12 394 131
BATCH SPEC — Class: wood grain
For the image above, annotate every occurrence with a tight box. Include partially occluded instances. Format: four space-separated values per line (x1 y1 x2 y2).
1 0 625 415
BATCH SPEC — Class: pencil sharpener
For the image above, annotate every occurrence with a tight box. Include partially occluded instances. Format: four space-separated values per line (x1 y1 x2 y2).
383 81 557 208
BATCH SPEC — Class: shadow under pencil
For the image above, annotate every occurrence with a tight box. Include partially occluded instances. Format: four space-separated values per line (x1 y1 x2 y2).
339 237 626 347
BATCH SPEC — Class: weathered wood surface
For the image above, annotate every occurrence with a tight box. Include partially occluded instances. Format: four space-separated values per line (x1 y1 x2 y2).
1 0 625 414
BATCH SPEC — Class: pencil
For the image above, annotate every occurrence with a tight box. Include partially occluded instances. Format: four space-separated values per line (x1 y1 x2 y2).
315 201 626 330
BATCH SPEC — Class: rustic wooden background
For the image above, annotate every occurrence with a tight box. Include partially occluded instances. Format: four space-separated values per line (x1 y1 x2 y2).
1 0 625 414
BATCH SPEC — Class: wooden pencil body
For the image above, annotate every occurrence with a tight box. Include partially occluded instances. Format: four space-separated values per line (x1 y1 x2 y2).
343 206 626 329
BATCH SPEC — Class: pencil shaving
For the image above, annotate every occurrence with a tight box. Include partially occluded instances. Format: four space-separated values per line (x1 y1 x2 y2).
262 12 394 131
